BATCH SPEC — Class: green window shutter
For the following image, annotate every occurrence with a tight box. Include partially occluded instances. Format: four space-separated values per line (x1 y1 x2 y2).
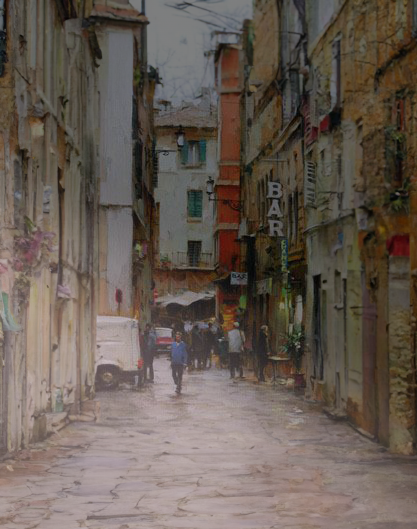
188 190 203 218
181 140 189 165
199 140 206 163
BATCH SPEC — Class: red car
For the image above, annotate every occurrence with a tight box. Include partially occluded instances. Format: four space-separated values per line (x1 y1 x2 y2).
155 327 173 354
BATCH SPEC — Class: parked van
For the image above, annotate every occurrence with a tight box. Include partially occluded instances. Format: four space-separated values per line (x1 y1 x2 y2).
95 316 144 389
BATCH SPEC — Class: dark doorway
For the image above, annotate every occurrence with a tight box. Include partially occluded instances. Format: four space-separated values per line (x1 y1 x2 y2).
313 275 324 380
362 271 377 437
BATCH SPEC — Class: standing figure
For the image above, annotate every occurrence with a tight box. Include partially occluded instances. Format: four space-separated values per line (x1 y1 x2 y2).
191 324 204 369
227 322 245 379
203 323 215 369
143 323 156 383
257 325 270 382
171 332 188 394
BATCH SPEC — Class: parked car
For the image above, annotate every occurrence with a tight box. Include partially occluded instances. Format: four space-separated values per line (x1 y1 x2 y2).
95 316 144 389
155 327 173 354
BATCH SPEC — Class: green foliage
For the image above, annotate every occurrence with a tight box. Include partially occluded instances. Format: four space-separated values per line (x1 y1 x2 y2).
134 66 142 87
386 177 410 214
281 327 305 373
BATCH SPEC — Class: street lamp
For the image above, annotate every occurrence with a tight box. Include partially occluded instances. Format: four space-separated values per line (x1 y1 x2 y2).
206 176 243 212
175 125 185 149
155 126 186 156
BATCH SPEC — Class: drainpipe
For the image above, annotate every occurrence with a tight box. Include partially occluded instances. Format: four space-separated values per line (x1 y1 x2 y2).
0 0 7 77
141 0 146 15
410 171 417 446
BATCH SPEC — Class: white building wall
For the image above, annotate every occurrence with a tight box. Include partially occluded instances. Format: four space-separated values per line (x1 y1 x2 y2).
155 134 216 262
97 28 134 315
99 30 134 206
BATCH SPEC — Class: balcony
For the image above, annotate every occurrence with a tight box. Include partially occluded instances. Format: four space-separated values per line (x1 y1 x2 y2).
158 251 214 270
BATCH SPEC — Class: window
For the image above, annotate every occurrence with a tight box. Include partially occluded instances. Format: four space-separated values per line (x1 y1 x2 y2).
133 140 143 199
392 97 406 185
181 140 206 166
331 38 341 110
187 190 203 218
187 241 202 267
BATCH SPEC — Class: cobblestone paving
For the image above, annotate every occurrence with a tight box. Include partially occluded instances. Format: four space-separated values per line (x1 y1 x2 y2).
0 357 417 528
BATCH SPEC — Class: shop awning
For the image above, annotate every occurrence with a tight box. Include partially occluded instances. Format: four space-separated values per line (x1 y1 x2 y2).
156 290 215 308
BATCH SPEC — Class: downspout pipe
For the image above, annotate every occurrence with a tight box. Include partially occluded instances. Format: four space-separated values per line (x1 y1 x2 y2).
0 0 7 78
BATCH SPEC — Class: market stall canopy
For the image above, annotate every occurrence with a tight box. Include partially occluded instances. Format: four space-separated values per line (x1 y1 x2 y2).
156 290 214 308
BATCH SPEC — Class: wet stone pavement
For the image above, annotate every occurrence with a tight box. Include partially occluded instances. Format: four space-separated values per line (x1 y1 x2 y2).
1 357 417 529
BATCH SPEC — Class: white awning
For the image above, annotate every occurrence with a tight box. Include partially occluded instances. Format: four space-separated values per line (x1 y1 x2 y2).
156 290 214 308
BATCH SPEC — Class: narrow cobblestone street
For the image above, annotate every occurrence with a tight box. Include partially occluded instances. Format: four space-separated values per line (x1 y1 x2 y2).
0 357 416 529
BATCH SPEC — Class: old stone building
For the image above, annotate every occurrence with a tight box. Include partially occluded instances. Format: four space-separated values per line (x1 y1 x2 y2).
237 0 417 454
153 91 217 321
0 0 156 453
0 0 100 451
92 0 156 325
240 0 307 357
302 0 417 454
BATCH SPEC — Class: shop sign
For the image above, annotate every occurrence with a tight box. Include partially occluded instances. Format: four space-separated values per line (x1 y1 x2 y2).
281 239 288 273
231 272 248 285
256 278 272 295
267 182 284 237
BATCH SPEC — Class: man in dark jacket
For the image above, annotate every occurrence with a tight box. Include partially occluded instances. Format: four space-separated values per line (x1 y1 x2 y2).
203 323 215 369
143 323 156 383
171 332 188 394
191 324 204 370
257 325 270 382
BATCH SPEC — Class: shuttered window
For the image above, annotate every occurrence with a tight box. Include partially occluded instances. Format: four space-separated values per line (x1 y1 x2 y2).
187 190 203 218
187 241 202 267
181 140 207 165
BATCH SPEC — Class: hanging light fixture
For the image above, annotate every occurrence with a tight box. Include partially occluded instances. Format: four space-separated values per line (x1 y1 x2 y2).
175 125 185 149
206 175 242 212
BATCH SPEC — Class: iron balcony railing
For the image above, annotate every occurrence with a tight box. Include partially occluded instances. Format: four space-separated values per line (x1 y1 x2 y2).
158 251 214 269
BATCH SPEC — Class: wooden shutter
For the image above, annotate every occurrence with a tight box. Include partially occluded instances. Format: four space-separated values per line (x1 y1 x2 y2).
181 140 189 165
188 190 203 218
304 161 316 207
199 140 206 163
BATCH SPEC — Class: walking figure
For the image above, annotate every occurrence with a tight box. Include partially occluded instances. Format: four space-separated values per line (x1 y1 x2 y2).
257 324 271 382
203 322 215 369
171 332 188 394
227 322 245 379
191 324 204 370
143 323 156 383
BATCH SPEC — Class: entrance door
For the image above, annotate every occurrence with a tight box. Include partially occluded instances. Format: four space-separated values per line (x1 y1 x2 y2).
313 275 324 380
0 338 7 451
362 272 377 437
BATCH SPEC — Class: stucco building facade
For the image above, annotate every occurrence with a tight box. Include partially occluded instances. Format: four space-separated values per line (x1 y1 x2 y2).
238 0 417 454
153 91 217 305
0 0 101 452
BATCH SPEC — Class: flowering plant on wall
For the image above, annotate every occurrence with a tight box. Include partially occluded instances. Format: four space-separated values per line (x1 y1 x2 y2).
281 327 305 374
13 217 56 288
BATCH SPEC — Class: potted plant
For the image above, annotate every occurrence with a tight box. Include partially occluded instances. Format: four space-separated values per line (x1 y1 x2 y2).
282 327 305 387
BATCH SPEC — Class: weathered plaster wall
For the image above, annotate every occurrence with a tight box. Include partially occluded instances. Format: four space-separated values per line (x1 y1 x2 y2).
0 0 100 451
155 128 216 263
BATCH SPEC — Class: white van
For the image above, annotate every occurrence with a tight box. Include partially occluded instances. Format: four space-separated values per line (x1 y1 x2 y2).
95 316 144 389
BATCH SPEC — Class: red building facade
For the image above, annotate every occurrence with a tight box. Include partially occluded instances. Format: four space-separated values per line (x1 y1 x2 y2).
214 40 242 330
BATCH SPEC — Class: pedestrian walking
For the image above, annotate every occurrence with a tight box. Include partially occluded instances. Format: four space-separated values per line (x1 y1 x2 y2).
257 324 270 382
171 332 188 394
227 322 245 379
191 324 204 369
203 322 215 369
143 323 156 383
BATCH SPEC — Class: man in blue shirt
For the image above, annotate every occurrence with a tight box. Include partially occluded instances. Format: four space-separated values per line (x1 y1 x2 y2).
171 332 188 394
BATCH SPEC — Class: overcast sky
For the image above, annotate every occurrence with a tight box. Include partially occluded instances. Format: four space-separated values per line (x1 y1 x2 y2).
130 0 252 103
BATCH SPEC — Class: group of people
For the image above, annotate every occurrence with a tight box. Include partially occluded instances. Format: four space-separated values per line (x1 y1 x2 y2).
225 322 271 382
141 319 272 395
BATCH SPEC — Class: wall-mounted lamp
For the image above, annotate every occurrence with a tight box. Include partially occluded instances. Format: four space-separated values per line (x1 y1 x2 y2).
175 125 185 149
206 176 242 212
